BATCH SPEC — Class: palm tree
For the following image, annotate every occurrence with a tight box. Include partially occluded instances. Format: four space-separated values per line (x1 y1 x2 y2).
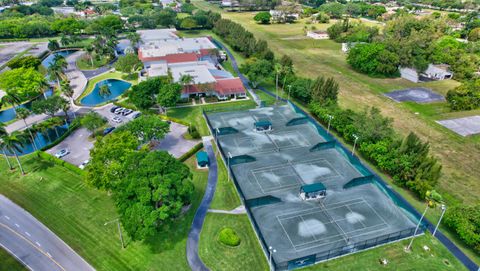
60 80 76 119
15 107 38 151
1 133 26 174
0 93 22 114
44 117 64 138
60 34 71 47
48 55 68 89
48 40 60 52
84 45 95 67
179 74 194 96
126 32 141 50
99 84 111 97
0 123 13 170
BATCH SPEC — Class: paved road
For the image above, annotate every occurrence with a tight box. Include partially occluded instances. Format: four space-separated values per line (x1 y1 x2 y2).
0 195 95 271
46 127 94 166
65 51 88 100
186 138 217 271
154 122 200 158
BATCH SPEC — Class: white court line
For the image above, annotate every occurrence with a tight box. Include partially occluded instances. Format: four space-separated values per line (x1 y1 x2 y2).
35 241 41 247
25 232 31 237
4 216 10 220
277 216 297 250
277 198 365 219
362 200 389 226
299 216 319 242
14 223 20 228
251 169 301 194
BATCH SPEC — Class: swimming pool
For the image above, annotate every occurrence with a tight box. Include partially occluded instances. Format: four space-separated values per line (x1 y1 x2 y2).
41 50 77 69
80 79 131 106
0 89 54 123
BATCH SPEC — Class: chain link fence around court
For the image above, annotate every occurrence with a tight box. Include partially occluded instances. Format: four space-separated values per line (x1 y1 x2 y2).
203 105 424 271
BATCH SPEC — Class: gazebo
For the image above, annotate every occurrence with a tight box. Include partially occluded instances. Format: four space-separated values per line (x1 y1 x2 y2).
196 151 209 168
300 183 326 201
254 120 272 132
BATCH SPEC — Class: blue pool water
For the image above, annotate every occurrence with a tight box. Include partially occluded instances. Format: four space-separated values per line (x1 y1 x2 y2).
0 89 53 123
5 123 69 156
41 50 76 69
80 79 132 106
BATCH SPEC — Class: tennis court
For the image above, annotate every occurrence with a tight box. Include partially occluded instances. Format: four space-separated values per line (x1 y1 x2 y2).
205 105 419 270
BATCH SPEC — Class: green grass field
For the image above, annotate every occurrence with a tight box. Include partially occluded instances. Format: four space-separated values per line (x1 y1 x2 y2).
0 153 207 271
0 248 27 271
76 55 110 70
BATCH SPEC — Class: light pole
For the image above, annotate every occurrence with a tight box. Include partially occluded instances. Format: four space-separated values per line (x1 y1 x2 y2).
287 85 292 101
227 151 232 182
215 128 220 155
433 204 447 237
104 218 125 249
327 114 334 134
351 134 359 156
406 204 428 251
268 246 277 271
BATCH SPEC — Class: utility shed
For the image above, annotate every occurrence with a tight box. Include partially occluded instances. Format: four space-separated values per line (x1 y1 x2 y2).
300 183 326 201
196 151 209 168
254 120 272 132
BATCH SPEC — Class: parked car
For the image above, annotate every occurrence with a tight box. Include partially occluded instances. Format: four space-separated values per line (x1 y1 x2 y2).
133 112 142 119
79 160 90 170
114 107 125 114
103 127 115 135
111 116 123 123
110 106 120 113
122 109 133 116
55 149 70 158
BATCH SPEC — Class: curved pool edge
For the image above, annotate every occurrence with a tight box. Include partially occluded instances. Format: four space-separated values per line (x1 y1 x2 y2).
79 78 132 107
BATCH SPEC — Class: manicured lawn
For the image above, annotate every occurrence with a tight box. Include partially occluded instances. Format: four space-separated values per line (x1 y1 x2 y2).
0 153 208 271
76 54 110 70
167 99 257 136
76 71 138 103
0 248 27 271
303 234 466 271
199 213 269 271
210 144 241 210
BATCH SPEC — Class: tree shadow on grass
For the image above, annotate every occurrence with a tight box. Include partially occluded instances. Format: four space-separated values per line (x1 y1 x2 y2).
23 155 55 173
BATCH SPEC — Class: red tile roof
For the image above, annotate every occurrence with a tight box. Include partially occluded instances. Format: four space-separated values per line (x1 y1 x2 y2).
214 78 245 95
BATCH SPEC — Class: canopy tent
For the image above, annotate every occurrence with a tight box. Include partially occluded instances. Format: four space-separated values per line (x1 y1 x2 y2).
254 120 272 131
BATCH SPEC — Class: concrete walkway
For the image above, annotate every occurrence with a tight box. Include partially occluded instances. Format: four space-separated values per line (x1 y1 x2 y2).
65 51 88 100
186 138 218 271
208 205 246 215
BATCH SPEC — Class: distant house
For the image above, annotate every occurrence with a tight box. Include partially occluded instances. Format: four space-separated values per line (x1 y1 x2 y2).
270 10 299 22
307 31 329 40
400 64 453 83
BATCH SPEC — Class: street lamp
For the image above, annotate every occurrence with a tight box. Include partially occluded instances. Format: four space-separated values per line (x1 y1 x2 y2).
433 204 447 237
268 246 277 271
104 218 125 249
351 134 359 156
406 204 429 251
287 85 292 101
215 128 220 155
227 151 232 182
327 114 334 134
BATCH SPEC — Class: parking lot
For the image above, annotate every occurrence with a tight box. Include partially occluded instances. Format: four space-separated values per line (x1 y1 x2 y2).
46 127 94 166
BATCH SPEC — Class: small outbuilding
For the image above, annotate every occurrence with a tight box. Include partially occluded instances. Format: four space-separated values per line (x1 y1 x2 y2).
254 120 272 132
300 183 326 201
196 151 209 168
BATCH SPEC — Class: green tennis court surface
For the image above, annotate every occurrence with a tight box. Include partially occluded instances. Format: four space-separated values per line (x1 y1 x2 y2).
206 105 419 270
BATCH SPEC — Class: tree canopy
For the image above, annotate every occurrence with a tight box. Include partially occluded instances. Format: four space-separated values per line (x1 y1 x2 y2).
0 68 47 101
254 11 272 24
115 115 170 143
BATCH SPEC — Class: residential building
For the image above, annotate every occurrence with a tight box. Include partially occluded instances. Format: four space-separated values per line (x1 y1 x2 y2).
400 64 453 83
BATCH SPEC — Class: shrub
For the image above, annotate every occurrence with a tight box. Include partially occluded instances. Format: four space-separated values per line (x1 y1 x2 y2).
36 151 85 176
218 227 241 247
188 125 201 139
444 204 480 254
178 142 204 162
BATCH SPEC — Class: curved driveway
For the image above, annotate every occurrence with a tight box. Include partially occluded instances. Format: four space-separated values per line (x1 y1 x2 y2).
0 195 95 271
186 138 217 271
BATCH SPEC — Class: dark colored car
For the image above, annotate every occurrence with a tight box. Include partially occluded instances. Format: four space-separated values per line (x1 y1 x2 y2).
133 112 142 119
103 127 115 135
110 106 120 113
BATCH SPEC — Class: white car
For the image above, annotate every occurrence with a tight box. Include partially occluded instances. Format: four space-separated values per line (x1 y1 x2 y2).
111 116 123 123
79 159 90 170
55 149 70 158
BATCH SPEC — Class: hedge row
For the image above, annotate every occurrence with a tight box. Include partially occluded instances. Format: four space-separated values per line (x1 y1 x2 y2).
40 121 80 151
35 151 85 176
159 114 190 127
178 142 204 162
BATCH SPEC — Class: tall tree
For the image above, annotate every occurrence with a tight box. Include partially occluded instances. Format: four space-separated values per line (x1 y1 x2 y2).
60 80 76 118
99 84 111 97
0 123 13 170
32 96 67 118
1 133 26 174
0 68 47 101
310 76 339 106
80 111 106 137
15 107 38 151
48 39 60 51
157 83 182 114
48 55 68 88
